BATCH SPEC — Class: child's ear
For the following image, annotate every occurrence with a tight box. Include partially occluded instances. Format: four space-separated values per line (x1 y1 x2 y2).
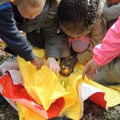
10 0 16 5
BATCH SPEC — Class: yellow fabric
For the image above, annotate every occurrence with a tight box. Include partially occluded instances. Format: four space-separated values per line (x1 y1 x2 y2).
17 103 45 120
17 48 120 120
83 79 120 107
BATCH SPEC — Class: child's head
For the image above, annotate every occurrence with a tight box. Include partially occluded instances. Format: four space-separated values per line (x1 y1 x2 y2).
58 0 99 38
11 0 46 19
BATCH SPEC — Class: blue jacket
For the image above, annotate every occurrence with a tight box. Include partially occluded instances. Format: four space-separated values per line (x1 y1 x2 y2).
0 2 34 61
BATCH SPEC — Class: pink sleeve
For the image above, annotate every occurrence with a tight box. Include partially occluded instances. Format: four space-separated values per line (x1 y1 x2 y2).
93 17 120 66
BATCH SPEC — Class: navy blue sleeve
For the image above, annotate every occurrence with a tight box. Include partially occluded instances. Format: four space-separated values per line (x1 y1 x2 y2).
0 6 34 61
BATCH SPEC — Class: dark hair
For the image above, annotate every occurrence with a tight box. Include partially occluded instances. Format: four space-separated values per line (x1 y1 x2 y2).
48 116 72 120
58 0 99 28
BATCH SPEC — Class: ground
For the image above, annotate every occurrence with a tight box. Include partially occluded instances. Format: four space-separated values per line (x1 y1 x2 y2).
0 99 120 120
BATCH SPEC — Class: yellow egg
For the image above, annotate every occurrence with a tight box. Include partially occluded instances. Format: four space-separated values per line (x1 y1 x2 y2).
61 80 66 88
62 64 65 68
63 69 69 74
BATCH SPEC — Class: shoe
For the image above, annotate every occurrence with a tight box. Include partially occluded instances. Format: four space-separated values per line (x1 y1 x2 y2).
60 56 77 76
0 93 7 105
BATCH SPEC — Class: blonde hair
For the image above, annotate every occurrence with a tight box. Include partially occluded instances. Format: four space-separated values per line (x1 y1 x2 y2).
14 0 43 7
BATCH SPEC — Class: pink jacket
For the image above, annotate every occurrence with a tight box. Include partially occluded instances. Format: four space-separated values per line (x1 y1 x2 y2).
93 17 120 66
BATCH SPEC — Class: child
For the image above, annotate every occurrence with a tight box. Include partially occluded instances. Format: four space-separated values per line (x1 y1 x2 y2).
82 17 120 85
0 0 46 69
103 0 120 29
58 0 106 76
12 0 65 74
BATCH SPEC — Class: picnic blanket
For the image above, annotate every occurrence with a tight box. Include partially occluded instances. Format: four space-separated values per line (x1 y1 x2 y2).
0 48 120 120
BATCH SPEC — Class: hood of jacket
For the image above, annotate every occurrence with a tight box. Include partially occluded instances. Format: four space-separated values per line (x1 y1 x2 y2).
47 0 61 19
87 0 106 28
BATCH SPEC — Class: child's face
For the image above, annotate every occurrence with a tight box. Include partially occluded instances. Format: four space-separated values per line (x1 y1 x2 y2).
14 0 46 19
60 21 84 38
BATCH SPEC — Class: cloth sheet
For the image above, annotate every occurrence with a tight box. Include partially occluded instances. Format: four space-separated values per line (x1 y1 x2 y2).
0 48 120 120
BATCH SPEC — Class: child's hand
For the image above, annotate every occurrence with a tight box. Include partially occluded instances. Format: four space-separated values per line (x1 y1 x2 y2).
46 57 60 74
82 59 100 80
30 56 43 69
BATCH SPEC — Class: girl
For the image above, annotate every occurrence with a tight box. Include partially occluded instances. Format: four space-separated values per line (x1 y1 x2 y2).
58 0 106 76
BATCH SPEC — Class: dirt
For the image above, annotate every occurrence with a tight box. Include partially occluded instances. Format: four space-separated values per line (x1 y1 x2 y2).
0 102 18 120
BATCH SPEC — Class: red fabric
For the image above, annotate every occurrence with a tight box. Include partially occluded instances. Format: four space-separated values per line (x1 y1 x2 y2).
89 92 107 109
0 75 35 101
47 97 65 118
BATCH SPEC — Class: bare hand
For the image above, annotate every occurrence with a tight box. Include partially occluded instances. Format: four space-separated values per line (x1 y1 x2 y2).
82 59 100 80
46 57 60 74
30 56 43 69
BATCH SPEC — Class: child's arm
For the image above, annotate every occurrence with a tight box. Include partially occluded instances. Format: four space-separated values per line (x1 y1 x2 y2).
43 22 64 73
45 33 63 73
0 5 43 68
93 17 120 66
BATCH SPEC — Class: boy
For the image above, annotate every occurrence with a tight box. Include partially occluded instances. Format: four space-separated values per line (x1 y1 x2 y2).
0 0 46 104
12 0 65 74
